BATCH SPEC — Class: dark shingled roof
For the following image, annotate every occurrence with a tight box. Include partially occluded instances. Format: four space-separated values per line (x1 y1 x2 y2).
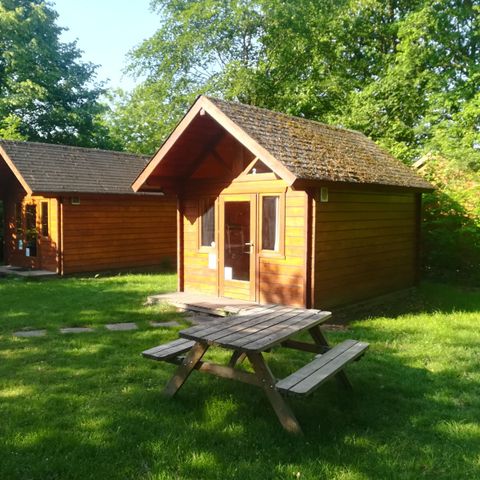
0 140 150 195
207 97 433 190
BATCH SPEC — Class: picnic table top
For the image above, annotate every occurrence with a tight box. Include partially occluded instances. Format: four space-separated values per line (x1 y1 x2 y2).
180 305 332 353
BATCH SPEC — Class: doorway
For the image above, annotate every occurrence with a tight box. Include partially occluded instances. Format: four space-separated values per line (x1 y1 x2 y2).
219 195 257 301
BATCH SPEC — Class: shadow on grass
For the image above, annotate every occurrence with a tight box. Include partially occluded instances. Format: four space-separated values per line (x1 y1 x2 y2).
0 274 178 332
333 281 480 324
1 319 479 480
1 276 480 479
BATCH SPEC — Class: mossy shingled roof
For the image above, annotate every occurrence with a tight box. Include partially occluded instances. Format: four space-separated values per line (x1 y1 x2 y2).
0 140 150 195
207 97 433 190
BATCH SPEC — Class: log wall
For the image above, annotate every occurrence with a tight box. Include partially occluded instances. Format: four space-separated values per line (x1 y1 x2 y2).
61 194 177 274
313 189 417 308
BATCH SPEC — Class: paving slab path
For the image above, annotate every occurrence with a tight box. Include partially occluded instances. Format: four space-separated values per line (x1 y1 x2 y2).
11 315 206 338
60 327 95 334
13 330 47 338
105 322 138 331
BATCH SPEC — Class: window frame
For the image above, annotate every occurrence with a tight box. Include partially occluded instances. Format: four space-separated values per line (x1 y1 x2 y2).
258 192 285 258
198 197 216 252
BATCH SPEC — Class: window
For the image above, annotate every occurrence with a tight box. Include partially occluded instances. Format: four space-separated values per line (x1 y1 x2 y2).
41 202 49 237
15 203 22 235
200 199 215 248
262 196 280 251
25 204 37 257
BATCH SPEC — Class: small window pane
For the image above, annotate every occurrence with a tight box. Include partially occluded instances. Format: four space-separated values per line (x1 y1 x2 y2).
201 202 215 247
262 196 279 251
15 203 22 235
41 202 49 237
25 204 37 257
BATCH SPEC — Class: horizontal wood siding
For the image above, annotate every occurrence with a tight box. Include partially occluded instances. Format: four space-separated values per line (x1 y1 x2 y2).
182 187 306 307
62 195 176 274
314 189 417 308
182 196 218 295
258 189 306 307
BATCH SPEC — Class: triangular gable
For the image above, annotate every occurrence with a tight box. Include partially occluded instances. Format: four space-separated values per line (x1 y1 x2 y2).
132 96 297 192
0 144 33 195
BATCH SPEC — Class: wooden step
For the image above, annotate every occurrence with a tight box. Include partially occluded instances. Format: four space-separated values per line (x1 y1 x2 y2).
142 339 196 361
276 339 369 396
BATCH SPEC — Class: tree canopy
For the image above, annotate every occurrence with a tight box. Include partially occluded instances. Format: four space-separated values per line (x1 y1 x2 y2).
112 0 479 170
0 0 118 148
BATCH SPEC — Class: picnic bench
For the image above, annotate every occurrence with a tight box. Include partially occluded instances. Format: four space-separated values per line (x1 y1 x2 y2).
142 305 368 434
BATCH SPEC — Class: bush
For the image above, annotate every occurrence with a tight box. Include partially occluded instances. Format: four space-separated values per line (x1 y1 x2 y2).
420 155 480 284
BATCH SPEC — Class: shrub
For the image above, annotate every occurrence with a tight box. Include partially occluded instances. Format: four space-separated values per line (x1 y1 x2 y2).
420 155 480 284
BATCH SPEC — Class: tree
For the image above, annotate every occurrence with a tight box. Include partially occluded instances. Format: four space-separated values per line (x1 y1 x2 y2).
0 0 118 148
112 0 479 166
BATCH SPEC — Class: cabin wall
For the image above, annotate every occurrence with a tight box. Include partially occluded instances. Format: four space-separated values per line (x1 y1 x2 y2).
313 188 417 308
182 184 308 307
61 194 177 274
258 188 307 306
3 184 59 271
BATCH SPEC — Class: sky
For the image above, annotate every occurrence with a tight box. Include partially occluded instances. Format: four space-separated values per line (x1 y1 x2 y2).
53 0 160 92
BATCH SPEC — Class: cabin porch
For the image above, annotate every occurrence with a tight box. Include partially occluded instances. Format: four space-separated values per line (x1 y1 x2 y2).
146 291 260 317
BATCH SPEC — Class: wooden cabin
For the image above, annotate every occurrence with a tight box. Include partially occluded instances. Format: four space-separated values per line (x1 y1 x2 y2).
0 141 176 274
133 96 433 308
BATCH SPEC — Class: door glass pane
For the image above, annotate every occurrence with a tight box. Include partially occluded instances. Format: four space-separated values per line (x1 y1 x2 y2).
25 204 37 257
41 202 49 237
262 196 279 251
224 201 250 281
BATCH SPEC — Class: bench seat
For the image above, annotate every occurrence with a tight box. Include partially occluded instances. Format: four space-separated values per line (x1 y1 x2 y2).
142 339 196 361
276 339 369 396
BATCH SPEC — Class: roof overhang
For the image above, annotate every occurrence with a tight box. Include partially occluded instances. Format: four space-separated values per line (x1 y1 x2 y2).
292 178 435 193
0 144 33 195
132 96 298 192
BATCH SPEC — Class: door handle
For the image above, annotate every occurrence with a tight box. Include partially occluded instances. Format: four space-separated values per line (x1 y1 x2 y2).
244 242 254 247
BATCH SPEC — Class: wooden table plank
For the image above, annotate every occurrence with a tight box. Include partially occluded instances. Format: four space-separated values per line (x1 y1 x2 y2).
276 340 358 391
198 307 298 344
181 307 332 352
218 309 318 350
236 311 332 351
181 304 281 338
289 342 368 395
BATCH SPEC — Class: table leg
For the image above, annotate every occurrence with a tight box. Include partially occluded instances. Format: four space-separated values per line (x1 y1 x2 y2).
228 351 246 367
247 352 303 435
309 326 353 391
163 342 209 398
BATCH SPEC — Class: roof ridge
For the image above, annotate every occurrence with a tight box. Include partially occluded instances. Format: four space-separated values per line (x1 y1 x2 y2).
0 138 151 159
203 96 365 138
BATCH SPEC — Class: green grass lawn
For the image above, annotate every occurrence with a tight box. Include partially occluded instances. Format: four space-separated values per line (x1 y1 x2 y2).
0 274 479 480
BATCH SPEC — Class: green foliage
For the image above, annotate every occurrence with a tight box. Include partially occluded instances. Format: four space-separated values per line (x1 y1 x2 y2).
421 156 480 282
0 0 118 148
1 276 480 478
111 0 479 165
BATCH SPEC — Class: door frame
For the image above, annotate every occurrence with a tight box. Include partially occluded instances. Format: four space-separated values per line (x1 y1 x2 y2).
218 193 257 301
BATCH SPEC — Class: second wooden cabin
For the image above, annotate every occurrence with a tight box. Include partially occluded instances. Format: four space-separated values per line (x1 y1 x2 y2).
134 96 433 308
0 141 176 274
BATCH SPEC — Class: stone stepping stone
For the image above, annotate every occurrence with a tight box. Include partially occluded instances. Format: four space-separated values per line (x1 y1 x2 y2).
13 329 47 338
149 320 180 328
105 322 138 331
60 327 94 334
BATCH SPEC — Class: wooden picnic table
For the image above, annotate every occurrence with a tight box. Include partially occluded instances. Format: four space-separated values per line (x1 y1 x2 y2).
142 305 368 434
